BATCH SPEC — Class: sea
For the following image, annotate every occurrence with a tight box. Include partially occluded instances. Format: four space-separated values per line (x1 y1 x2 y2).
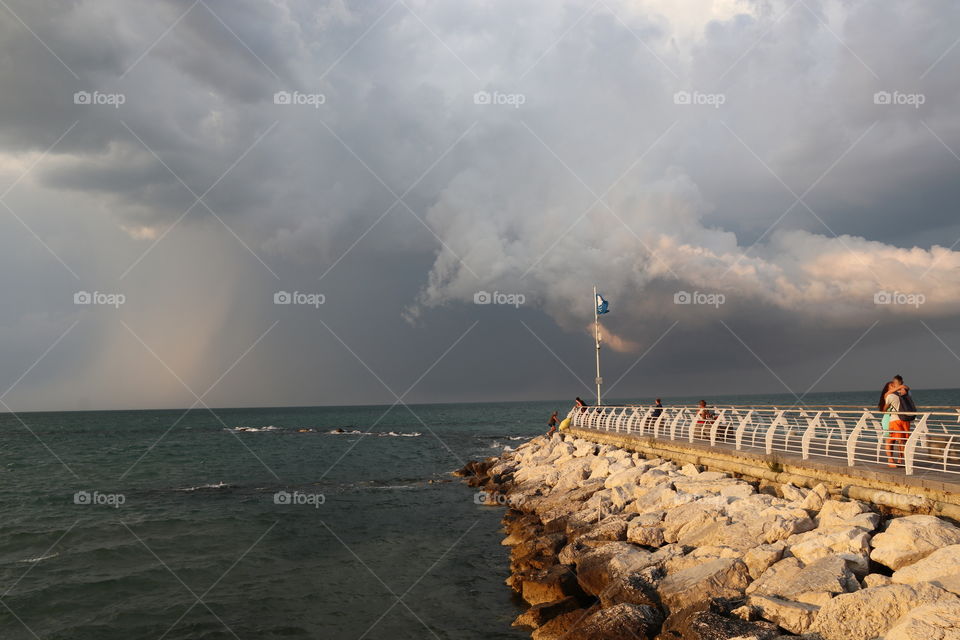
2 389 958 639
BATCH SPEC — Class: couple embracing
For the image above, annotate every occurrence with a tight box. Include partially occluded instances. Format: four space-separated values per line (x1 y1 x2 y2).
878 375 917 468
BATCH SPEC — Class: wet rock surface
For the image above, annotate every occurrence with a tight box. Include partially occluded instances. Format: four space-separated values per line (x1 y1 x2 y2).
457 433 960 639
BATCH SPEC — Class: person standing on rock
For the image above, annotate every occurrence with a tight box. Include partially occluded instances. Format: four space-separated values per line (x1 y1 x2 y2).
545 411 559 436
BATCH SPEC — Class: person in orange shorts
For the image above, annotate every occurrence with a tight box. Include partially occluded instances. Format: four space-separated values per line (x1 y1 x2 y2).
883 380 912 467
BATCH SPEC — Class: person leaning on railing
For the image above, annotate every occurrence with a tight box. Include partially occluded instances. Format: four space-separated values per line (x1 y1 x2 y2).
882 375 915 467
695 400 718 440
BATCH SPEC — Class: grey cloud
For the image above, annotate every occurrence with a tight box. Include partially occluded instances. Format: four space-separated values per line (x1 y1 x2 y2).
1 0 960 410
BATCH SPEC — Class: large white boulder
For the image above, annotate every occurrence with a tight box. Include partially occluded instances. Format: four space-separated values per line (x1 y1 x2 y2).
662 501 730 544
747 555 859 602
748 594 820 635
587 456 611 480
657 558 751 612
811 583 957 640
893 544 960 588
604 466 646 489
817 499 878 531
787 525 872 576
749 506 816 544
872 515 960 571
883 599 960 640
743 542 787 579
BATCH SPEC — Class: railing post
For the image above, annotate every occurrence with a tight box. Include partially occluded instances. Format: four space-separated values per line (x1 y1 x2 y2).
735 411 752 450
801 411 821 460
765 411 786 454
688 412 698 442
670 410 684 441
637 408 651 434
709 410 726 446
846 412 868 467
904 414 929 475
653 410 666 439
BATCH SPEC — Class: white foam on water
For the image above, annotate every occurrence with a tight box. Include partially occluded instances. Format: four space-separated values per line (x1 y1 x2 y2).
177 481 231 492
327 430 421 437
20 552 59 563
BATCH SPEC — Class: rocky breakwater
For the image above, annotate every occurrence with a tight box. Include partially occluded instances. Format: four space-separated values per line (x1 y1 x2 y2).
457 434 960 640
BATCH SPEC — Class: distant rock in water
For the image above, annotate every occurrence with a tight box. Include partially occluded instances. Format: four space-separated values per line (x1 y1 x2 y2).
458 433 960 639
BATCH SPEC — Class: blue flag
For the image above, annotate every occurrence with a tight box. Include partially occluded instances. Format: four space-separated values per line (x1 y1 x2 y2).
596 293 609 315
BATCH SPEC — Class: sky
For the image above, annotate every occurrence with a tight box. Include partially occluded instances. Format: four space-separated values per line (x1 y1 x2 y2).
0 0 959 412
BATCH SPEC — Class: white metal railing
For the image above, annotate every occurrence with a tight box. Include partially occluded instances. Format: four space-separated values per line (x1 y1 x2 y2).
566 404 960 476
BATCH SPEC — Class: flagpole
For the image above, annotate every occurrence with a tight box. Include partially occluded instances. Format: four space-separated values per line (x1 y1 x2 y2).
594 285 602 405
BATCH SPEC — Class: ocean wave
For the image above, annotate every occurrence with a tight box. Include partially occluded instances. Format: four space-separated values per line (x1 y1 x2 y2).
228 426 421 437
327 429 421 437
20 552 59 563
365 485 417 490
177 482 232 492
228 426 278 433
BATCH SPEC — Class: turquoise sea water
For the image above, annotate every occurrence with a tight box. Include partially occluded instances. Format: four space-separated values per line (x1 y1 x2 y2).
1 390 958 639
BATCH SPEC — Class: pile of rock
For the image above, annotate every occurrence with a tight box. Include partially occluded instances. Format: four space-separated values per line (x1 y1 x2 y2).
457 434 960 640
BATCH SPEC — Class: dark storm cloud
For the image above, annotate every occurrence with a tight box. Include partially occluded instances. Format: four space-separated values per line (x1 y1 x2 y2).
1 0 960 410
